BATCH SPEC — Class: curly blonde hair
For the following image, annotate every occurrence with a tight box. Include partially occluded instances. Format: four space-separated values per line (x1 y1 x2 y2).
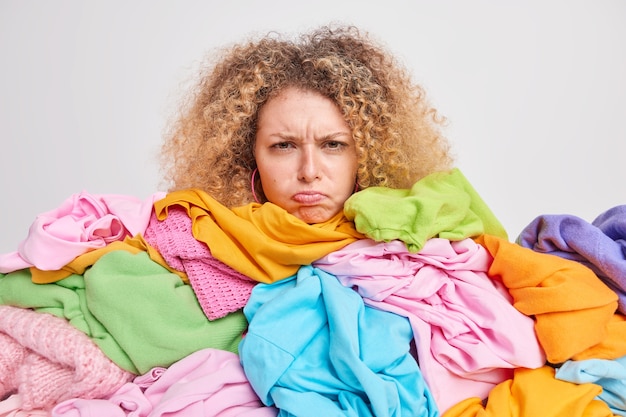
159 24 454 207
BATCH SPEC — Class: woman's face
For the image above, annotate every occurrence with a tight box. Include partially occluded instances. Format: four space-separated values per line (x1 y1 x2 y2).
254 87 358 223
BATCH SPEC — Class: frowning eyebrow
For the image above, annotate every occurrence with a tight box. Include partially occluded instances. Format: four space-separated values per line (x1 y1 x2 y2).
270 131 352 141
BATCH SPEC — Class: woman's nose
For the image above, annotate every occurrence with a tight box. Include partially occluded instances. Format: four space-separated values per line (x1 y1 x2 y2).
298 149 321 181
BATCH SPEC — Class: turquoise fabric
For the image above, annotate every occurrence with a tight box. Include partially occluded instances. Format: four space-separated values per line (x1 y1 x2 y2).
239 265 439 417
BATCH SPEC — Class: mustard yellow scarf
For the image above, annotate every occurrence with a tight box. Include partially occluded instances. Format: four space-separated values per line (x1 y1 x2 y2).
153 189 363 283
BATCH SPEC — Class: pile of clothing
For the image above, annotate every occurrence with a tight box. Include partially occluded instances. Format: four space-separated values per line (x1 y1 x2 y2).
1 168 625 417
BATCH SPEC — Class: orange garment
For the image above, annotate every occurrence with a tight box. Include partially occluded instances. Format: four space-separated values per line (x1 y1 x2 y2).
29 236 187 284
476 234 618 364
442 366 615 417
154 189 364 284
573 313 626 361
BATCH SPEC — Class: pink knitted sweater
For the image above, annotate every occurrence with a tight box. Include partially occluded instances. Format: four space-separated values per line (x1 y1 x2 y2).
0 305 134 411
143 206 256 320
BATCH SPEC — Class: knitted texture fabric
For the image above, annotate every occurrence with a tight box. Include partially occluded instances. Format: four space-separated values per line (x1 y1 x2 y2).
0 305 134 411
143 206 256 320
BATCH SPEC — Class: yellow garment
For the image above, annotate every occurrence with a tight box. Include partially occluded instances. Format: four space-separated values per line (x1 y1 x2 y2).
442 366 615 417
154 189 364 283
30 236 187 284
477 234 618 364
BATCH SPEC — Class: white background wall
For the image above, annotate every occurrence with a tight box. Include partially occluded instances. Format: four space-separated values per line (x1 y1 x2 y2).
1 0 625 253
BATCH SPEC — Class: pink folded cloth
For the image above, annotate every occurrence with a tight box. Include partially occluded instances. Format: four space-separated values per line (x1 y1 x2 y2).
0 191 166 273
0 395 47 417
0 305 134 411
314 237 546 412
52 348 277 417
0 394 50 417
143 206 256 320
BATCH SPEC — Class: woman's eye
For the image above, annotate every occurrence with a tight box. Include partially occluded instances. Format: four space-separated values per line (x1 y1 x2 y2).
325 141 345 150
272 142 293 149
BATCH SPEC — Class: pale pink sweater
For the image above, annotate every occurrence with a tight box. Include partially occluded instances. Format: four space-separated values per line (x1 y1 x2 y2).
0 305 134 411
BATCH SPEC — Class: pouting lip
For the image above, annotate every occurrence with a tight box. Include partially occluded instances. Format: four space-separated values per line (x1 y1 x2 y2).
292 191 326 204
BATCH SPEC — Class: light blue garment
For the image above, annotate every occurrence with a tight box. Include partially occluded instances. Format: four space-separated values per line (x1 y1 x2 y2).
555 354 626 416
239 265 439 417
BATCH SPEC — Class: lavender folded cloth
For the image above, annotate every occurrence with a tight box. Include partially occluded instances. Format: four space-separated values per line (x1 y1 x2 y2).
517 205 626 312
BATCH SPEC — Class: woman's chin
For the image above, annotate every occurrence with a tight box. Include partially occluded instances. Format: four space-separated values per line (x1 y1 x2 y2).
292 206 337 224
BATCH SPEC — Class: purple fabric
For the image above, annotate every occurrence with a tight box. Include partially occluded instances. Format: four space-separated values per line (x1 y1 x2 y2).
517 205 626 312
